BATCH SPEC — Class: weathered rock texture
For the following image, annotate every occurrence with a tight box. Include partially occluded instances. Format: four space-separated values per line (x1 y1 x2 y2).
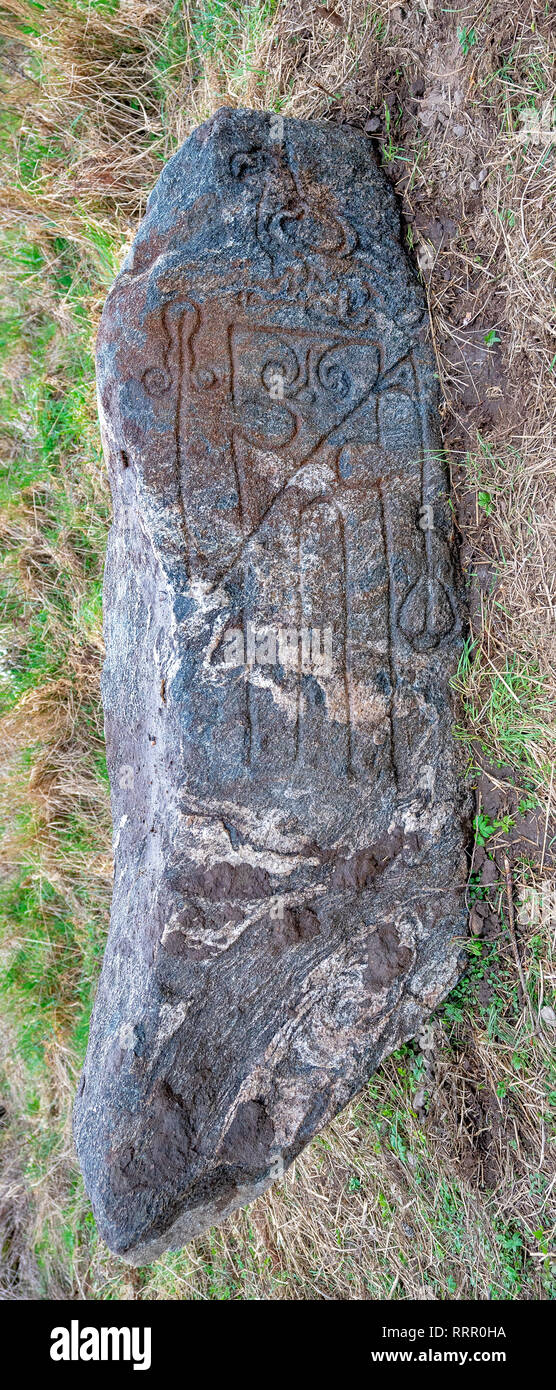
74 108 470 1262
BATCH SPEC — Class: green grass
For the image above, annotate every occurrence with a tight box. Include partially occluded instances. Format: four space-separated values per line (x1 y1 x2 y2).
0 31 116 1292
453 639 553 785
1 0 555 1301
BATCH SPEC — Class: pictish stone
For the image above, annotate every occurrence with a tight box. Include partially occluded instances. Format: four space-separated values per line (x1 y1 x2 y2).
73 108 469 1263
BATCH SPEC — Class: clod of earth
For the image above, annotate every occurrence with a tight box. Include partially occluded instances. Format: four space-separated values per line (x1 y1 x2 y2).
73 108 470 1263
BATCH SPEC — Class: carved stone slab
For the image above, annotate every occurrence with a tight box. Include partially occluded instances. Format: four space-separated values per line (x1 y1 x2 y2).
74 108 469 1262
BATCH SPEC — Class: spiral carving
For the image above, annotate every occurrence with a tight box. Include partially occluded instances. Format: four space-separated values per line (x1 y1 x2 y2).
142 365 172 396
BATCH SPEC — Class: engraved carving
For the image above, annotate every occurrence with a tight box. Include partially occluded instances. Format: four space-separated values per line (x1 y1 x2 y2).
137 292 459 775
230 144 357 266
136 285 457 772
142 365 172 395
78 111 468 1265
399 576 456 650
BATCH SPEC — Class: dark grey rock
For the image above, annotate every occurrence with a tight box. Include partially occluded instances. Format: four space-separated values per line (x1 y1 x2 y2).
74 107 470 1263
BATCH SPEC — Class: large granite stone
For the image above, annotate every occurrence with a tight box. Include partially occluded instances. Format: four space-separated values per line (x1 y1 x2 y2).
74 108 469 1262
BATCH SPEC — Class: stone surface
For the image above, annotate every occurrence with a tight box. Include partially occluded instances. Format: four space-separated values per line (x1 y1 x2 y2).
74 107 470 1263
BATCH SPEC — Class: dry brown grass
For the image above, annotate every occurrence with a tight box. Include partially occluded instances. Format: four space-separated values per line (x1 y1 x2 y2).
0 0 555 1300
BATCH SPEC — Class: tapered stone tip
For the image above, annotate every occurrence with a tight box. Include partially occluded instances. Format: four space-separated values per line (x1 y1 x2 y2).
74 106 470 1263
